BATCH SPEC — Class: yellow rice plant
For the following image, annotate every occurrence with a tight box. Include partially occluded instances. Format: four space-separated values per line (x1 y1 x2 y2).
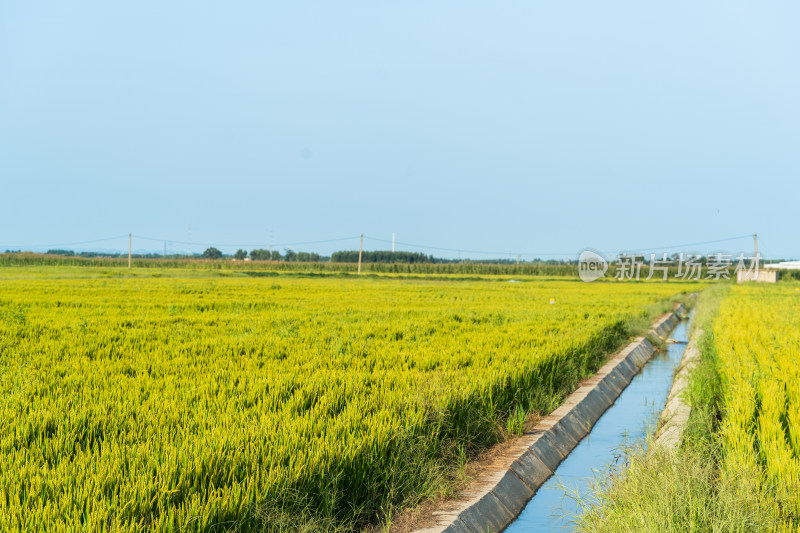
715 284 800 525
0 270 696 531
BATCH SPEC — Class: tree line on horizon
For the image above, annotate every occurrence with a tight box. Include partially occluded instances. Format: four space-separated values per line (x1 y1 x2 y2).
4 248 591 265
16 248 771 267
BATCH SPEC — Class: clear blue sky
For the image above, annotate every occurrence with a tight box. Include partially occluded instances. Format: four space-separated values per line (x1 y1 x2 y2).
2 1 799 259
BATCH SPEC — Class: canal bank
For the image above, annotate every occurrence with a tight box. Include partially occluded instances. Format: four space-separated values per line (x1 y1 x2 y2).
504 312 692 531
411 304 690 533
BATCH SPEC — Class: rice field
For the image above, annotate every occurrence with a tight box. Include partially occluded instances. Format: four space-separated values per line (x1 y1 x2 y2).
572 282 800 533
714 283 800 526
0 268 696 531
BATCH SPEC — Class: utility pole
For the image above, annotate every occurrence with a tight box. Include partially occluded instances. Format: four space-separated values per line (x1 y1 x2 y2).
358 233 364 275
754 233 759 271
188 226 191 258
392 232 395 253
128 233 132 269
517 254 520 265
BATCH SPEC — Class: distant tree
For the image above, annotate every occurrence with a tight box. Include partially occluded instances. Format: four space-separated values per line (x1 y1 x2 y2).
296 251 320 262
330 250 433 264
202 247 223 260
249 249 274 261
234 249 247 260
249 248 318 262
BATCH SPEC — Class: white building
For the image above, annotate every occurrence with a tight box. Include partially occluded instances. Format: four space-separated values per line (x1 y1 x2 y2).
763 260 800 270
737 269 779 283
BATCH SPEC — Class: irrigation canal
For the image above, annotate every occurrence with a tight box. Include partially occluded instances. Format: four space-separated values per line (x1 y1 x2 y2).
503 313 692 532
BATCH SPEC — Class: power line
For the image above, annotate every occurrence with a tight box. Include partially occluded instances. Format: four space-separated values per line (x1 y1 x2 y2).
132 234 361 248
365 234 756 258
0 234 129 249
1 232 762 259
364 236 573 257
616 234 754 255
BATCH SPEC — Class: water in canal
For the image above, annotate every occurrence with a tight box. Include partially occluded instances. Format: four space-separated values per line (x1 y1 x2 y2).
504 315 691 532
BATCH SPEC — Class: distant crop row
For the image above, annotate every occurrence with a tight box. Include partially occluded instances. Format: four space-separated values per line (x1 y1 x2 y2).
0 252 580 276
0 271 696 531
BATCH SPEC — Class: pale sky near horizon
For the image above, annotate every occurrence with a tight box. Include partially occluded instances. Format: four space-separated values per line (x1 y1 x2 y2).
2 2 799 259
